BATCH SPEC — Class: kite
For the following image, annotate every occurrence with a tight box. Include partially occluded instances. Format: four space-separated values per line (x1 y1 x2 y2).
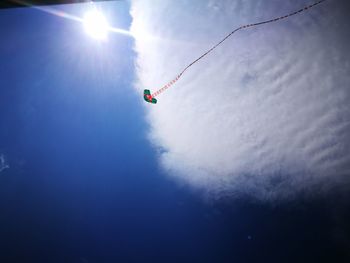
143 0 327 104
144 89 157 104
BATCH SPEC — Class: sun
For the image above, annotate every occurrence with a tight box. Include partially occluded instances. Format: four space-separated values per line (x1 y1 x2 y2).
83 10 109 41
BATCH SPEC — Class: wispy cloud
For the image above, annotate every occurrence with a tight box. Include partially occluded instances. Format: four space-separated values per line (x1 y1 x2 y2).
131 0 350 200
0 154 9 173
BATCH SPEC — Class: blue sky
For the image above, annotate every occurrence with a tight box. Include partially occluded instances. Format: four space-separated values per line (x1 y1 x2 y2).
0 1 349 262
0 2 247 262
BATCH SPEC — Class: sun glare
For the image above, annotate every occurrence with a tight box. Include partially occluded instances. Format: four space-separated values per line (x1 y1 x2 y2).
83 10 109 40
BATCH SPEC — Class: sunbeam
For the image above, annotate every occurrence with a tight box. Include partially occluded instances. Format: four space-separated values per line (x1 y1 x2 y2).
11 0 132 38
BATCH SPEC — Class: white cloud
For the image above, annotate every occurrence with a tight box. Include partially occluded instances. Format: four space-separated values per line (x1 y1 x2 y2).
0 154 9 173
131 0 350 200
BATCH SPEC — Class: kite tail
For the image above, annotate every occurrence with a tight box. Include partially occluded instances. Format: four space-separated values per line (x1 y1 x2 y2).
151 73 182 97
151 0 327 98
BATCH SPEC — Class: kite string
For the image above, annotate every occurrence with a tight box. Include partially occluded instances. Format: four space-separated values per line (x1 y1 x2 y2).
151 0 326 98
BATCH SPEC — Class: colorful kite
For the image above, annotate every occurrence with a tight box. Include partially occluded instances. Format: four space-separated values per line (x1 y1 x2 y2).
144 89 157 104
144 0 327 104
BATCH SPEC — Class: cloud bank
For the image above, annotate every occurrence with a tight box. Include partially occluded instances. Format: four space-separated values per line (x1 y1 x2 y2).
131 0 350 200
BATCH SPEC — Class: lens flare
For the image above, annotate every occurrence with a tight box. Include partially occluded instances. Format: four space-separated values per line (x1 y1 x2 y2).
83 10 109 40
